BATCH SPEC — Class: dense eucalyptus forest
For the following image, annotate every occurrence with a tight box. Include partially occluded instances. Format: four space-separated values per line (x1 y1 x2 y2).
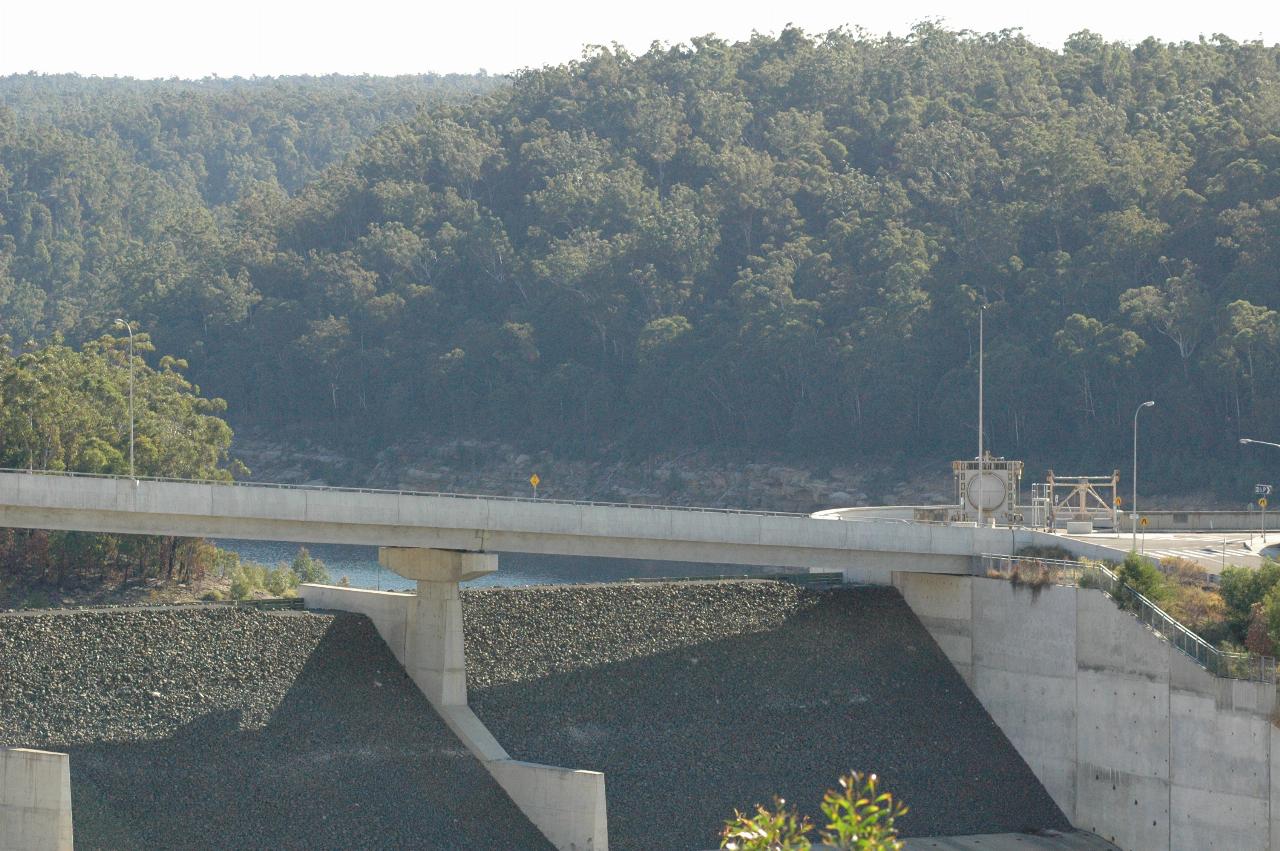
3 26 1280 494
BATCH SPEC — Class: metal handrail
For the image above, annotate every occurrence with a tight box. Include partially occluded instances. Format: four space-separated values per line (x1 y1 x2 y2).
979 553 1276 683
0 466 829 519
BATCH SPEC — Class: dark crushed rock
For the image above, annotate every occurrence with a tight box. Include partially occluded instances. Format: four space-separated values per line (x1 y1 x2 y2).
463 581 1070 851
0 607 551 850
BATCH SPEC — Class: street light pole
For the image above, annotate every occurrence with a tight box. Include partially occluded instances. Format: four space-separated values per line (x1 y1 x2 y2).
1240 438 1280 543
113 319 135 479
977 303 987 528
1132 400 1155 552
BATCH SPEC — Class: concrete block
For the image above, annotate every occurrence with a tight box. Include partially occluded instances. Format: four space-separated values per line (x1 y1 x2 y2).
972 666 1077 815
126 480 212 516
1169 691 1269 799
666 508 755 545
396 493 490 529
893 573 973 676
298 584 413 662
210 484 307 520
972 580 1076 678
304 488 400 525
0 748 74 851
405 580 470 706
894 573 973 622
492 499 589 536
1270 725 1280 848
1076 669 1169 781
1076 590 1170 683
1170 783 1269 851
487 760 608 851
1075 765 1169 851
379 548 497 582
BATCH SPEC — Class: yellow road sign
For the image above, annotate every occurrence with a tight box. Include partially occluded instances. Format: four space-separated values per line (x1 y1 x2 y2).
1261 497 1269 509
1140 517 1149 527
1115 496 1122 506
530 473 540 489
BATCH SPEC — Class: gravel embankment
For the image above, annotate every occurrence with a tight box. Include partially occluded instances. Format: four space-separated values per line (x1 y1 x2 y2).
0 607 551 850
463 581 1071 851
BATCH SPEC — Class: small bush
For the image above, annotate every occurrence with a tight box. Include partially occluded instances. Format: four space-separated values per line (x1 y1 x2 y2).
722 772 906 851
266 564 298 596
20 590 51 609
201 589 226 602
1115 552 1169 610
228 566 254 600
290 548 331 585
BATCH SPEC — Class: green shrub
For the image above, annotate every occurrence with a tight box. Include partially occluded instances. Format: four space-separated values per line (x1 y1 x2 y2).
201 589 226 602
266 564 298 596
20 590 51 609
1114 552 1169 610
722 772 906 851
1220 561 1280 641
228 566 254 600
213 548 242 579
290 548 331 585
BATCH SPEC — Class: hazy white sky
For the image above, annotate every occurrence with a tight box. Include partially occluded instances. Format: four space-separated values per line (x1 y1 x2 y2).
1 0 1277 79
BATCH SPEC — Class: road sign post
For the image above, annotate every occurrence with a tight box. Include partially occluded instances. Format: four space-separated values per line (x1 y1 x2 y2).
1261 496 1269 542
529 473 540 498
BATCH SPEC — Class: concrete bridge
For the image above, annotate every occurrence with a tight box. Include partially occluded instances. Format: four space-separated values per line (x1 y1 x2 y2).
0 469 1030 578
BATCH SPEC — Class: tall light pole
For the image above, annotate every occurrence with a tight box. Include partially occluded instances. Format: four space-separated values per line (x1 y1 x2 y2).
977 303 987 527
113 319 135 479
1132 400 1155 552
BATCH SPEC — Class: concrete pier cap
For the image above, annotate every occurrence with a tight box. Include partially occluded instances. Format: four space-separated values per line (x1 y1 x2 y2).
379 547 498 582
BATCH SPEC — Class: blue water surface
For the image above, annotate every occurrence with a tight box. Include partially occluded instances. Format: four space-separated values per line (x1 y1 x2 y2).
214 539 766 590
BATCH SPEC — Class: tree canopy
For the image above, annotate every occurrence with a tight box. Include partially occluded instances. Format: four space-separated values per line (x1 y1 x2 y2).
4 27 1280 492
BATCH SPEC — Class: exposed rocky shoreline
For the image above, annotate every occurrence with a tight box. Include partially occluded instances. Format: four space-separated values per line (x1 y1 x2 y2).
230 431 1231 512
232 431 955 512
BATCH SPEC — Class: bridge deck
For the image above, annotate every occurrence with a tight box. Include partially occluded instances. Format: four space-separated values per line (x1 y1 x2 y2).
0 470 1018 574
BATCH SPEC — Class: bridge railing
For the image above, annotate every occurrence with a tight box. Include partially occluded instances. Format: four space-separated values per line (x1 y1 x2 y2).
979 553 1276 684
0 466 842 520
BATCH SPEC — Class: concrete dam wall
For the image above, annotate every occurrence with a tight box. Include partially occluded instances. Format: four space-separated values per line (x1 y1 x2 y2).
895 572 1280 851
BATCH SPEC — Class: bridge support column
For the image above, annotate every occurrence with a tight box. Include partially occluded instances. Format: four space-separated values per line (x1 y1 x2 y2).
378 547 496 707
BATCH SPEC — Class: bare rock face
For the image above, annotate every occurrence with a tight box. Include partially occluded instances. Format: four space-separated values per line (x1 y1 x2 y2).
231 431 945 511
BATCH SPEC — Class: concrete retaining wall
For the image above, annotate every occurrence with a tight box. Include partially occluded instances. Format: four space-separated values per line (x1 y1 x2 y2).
300 583 608 850
894 572 1278 850
0 747 74 851
1116 510 1270 532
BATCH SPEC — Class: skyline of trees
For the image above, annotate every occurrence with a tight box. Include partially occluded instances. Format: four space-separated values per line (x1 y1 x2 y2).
3 27 1280 494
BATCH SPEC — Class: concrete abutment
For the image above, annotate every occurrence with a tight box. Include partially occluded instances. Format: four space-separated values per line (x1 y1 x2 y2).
0 747 74 851
895 571 1278 851
300 546 608 851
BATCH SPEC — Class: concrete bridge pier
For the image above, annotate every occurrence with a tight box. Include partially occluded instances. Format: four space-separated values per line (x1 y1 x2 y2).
378 547 497 707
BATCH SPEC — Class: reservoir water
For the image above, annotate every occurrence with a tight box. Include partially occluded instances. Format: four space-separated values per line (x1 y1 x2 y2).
215 539 767 589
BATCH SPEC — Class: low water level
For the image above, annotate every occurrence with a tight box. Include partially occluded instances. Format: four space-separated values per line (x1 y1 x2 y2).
215 539 766 589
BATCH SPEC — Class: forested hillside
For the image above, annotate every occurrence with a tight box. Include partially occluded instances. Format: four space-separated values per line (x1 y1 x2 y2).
3 27 1280 492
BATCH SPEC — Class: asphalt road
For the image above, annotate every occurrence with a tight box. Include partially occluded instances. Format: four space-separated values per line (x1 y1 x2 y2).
1058 530 1275 572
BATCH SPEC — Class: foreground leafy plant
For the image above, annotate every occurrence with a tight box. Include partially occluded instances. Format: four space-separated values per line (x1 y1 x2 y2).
722 772 907 851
